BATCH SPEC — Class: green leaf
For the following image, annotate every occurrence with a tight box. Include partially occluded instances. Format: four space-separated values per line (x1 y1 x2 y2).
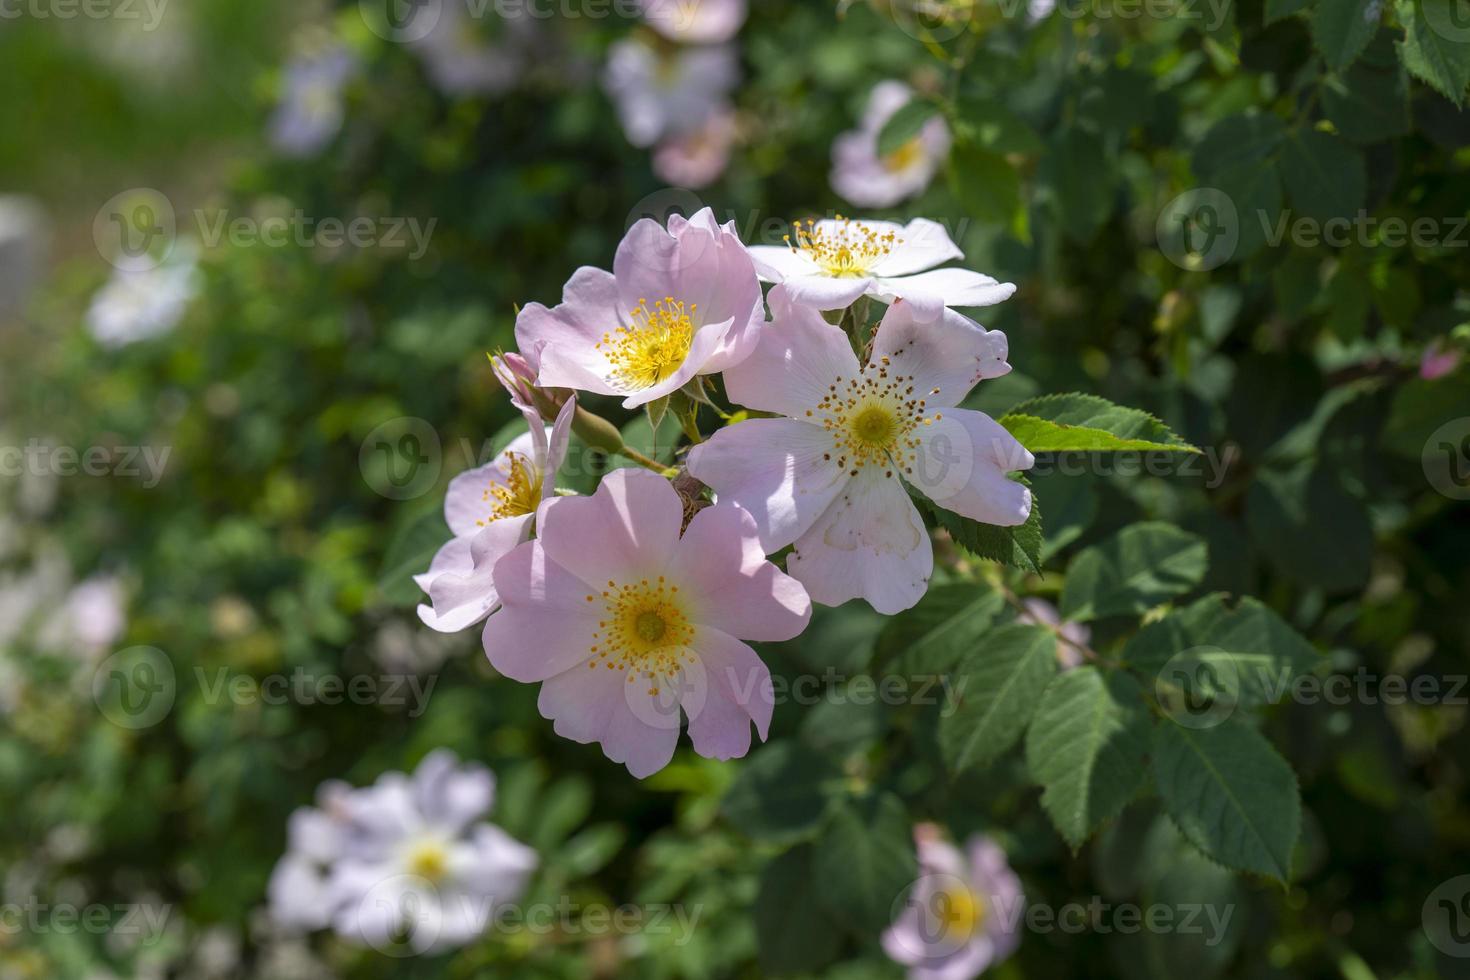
872 582 1007 676
1122 593 1321 709
1059 523 1209 622
755 845 845 975
915 487 1043 575
1323 60 1411 145
377 509 451 605
1003 393 1195 450
999 414 1201 454
878 99 940 159
940 624 1058 773
1214 159 1284 260
723 741 843 842
947 140 1022 226
1025 668 1153 848
1151 720 1301 883
1041 127 1115 244
1265 0 1313 23
1192 113 1287 178
1396 0 1470 107
814 794 918 935
1278 128 1366 223
1311 0 1379 70
953 96 1045 155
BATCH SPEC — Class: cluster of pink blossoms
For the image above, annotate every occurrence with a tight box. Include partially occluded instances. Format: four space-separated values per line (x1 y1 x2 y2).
418 207 1033 778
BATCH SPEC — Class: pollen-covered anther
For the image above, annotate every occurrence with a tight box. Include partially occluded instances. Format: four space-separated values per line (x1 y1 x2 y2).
596 297 697 391
785 216 902 278
586 575 696 683
812 367 936 475
479 452 543 526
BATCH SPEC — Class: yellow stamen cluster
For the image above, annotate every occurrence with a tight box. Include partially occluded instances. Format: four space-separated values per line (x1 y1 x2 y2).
785 217 902 278
585 577 696 696
932 886 986 942
882 137 925 173
405 839 451 884
479 452 542 527
807 354 943 480
597 297 697 391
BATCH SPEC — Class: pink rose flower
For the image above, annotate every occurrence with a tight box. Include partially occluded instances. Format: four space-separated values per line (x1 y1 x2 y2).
482 468 811 778
882 828 1024 980
687 286 1032 613
515 207 766 408
746 216 1014 322
415 399 576 633
603 37 739 148
831 80 950 209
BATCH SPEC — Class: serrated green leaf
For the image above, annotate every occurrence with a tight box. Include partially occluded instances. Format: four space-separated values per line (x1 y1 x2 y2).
1396 0 1470 106
872 582 1006 676
915 487 1043 575
1059 523 1208 622
1151 721 1301 883
755 845 845 975
1123 593 1321 708
1025 668 1153 847
1003 393 1194 449
1278 128 1366 223
940 624 1058 772
814 794 918 935
999 414 1201 454
1312 0 1379 70
878 99 940 159
1323 59 1411 145
723 741 843 842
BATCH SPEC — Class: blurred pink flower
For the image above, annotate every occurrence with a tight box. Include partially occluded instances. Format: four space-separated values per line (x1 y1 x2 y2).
831 81 950 208
1420 340 1462 380
603 37 739 147
882 828 1023 980
515 207 765 408
687 286 1030 613
1016 597 1090 669
482 469 810 778
746 216 1014 322
416 399 576 633
653 106 738 188
640 0 747 43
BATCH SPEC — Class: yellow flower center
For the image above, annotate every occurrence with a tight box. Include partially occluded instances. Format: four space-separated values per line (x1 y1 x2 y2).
405 839 451 883
785 217 902 278
807 358 942 479
479 452 542 526
585 577 696 696
882 136 925 173
933 886 986 942
598 297 697 391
